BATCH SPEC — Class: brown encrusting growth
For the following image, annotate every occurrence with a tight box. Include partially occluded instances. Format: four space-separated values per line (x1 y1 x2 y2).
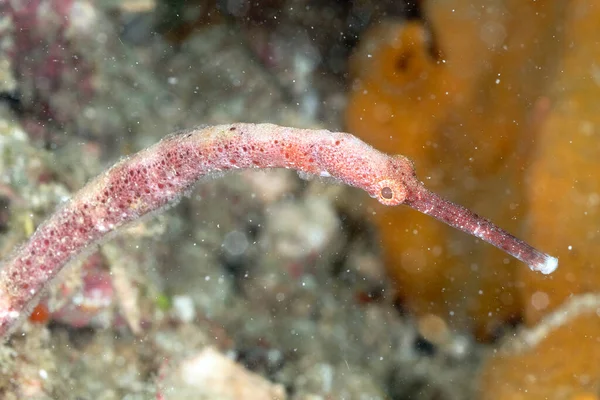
0 123 557 340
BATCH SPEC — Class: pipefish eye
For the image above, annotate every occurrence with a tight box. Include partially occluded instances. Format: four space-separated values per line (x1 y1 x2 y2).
381 186 393 200
375 179 406 206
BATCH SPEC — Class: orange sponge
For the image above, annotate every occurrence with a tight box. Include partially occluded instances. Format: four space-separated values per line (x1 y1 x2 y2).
346 0 564 339
346 18 525 338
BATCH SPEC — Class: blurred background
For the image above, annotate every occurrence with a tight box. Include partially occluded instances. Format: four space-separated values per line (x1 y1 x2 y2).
0 0 598 399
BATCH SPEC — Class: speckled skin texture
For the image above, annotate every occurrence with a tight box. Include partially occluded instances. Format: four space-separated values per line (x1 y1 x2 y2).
0 123 556 339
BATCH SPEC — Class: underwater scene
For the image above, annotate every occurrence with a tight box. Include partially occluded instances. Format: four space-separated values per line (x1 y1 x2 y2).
0 0 597 399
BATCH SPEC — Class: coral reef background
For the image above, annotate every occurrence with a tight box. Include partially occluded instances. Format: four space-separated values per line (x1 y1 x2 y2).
0 0 598 399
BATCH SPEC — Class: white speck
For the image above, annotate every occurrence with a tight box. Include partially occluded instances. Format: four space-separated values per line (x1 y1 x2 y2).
172 295 196 323
495 79 501 84
72 294 84 306
39 369 48 380
319 170 331 177
568 245 573 250
168 76 178 85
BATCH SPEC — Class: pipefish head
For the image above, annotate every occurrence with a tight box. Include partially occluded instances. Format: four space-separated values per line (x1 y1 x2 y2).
373 154 419 206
